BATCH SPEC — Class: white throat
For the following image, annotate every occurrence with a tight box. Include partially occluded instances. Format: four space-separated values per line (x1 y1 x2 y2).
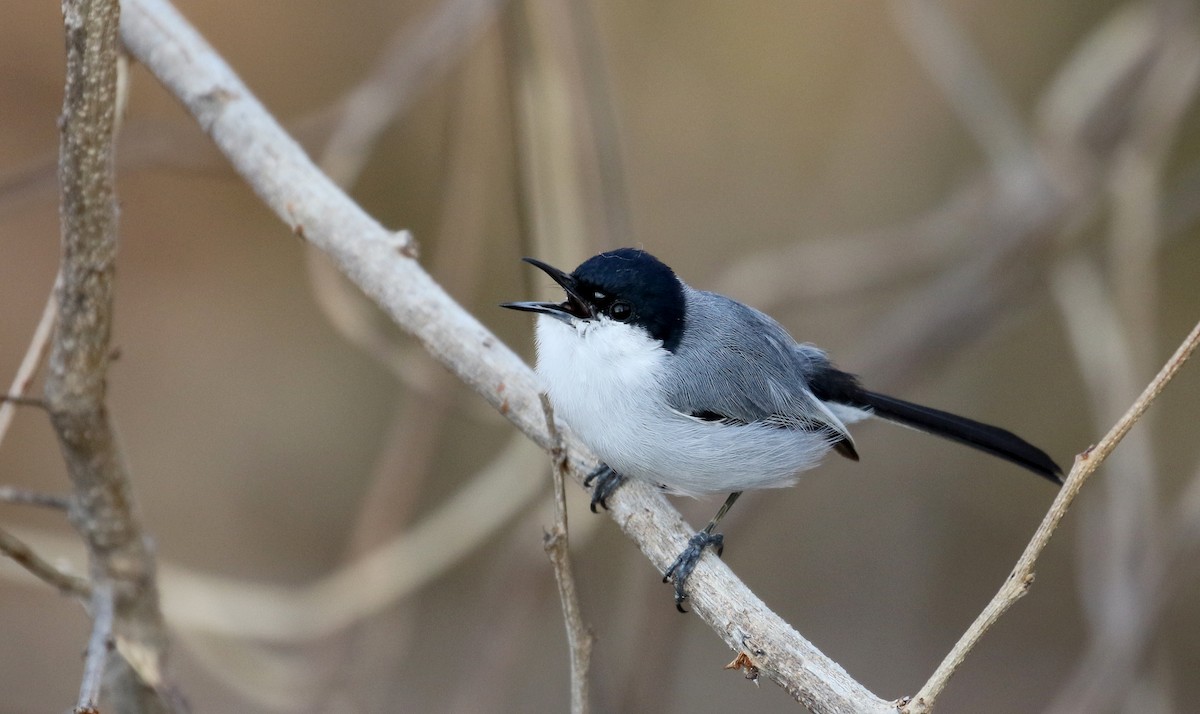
534 315 669 412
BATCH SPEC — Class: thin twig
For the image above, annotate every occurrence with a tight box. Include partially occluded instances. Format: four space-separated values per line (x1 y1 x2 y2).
1044 12 1200 707
76 580 115 713
0 395 48 407
0 286 57 451
903 318 1200 713
1048 255 1165 714
0 486 71 510
1053 254 1162 623
0 525 90 597
540 394 593 714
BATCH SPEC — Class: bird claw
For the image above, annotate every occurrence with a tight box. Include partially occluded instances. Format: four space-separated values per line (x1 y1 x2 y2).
584 464 623 512
663 531 725 612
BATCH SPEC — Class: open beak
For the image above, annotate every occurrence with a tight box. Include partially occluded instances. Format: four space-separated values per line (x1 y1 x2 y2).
501 257 593 323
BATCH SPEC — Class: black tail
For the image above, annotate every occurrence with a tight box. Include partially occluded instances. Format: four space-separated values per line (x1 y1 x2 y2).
856 390 1062 484
809 367 1062 483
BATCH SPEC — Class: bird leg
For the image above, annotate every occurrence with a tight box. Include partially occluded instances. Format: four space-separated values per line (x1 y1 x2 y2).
663 491 742 612
584 463 624 512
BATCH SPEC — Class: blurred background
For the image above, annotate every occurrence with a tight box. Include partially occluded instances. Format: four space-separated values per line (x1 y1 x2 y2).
2 0 1199 712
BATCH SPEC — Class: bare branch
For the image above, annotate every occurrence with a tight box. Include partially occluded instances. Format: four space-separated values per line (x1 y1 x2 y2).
1043 11 1200 707
0 525 90 597
119 1 893 710
75 580 115 714
0 486 71 511
52 0 178 710
541 394 593 714
903 317 1200 713
0 284 56 451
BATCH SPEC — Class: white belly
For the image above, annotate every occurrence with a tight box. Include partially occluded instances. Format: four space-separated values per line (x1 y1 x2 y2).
534 316 832 496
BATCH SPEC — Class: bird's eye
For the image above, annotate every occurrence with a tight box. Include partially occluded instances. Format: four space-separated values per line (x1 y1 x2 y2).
609 300 632 322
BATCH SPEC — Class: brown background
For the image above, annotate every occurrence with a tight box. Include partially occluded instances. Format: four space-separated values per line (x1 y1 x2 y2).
2 0 1199 712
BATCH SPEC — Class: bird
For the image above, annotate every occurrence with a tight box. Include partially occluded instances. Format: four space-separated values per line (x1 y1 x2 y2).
502 247 1061 611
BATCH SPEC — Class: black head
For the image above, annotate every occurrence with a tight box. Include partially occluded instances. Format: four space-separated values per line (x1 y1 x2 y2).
502 248 687 351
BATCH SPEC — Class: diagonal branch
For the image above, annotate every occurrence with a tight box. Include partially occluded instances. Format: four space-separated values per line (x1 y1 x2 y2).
0 525 90 597
902 317 1200 713
118 1 892 710
887 0 1040 195
0 284 57 451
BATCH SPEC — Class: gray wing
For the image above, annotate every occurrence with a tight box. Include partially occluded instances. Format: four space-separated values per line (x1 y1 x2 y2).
660 289 856 450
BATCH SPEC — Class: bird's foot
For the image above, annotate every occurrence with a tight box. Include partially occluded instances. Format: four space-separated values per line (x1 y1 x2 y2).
663 530 725 613
584 464 624 513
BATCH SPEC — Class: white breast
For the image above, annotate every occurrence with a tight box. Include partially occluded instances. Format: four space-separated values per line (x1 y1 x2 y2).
534 316 834 496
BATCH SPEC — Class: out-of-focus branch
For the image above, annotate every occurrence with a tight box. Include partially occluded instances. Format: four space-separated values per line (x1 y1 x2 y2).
1043 256 1165 714
334 27 508 555
158 438 550 710
314 49 512 708
504 0 602 263
713 181 988 309
306 0 507 409
903 318 1200 714
320 0 506 187
0 433 545 647
0 486 71 510
1054 256 1161 627
119 1 892 710
163 432 545 641
0 285 56 451
51 0 178 711
1045 8 1200 710
854 2 1183 390
0 525 90 597
711 3 1190 400
887 0 1041 196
